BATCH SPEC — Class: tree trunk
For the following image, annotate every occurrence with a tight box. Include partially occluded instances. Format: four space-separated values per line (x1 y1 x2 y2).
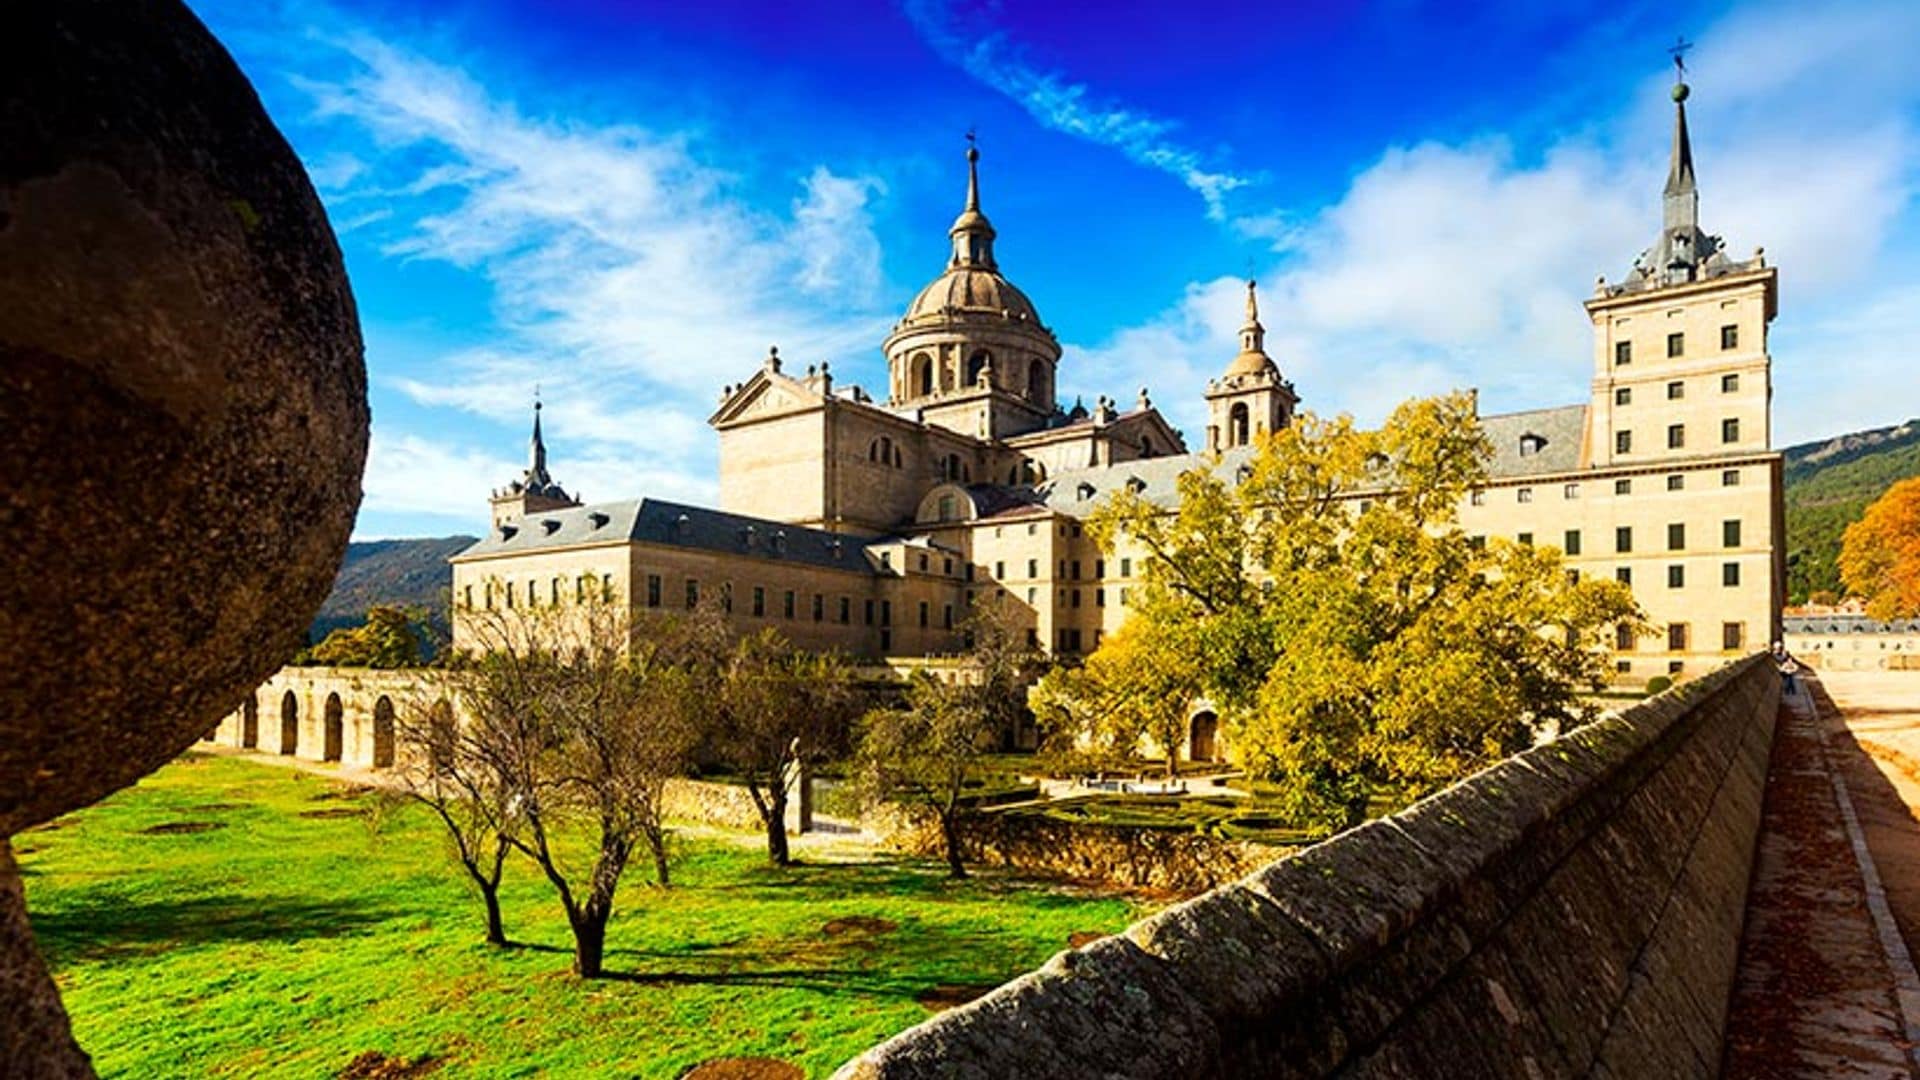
570 908 608 978
648 829 671 888
940 813 968 879
764 787 790 866
480 884 507 947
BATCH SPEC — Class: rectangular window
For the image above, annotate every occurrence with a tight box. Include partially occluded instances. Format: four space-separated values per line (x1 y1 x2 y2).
1616 526 1633 553
685 579 699 610
839 597 850 624
812 593 823 622
1668 522 1685 550
1096 588 1106 607
1071 560 1082 581
1723 562 1741 587
602 574 613 602
1119 587 1131 605
1721 372 1739 393
1564 483 1580 500
864 599 874 626
1666 380 1684 400
1517 487 1533 504
1668 623 1690 651
1615 477 1632 495
994 560 1005 579
1517 532 1534 547
1722 468 1741 486
576 577 587 603
1616 623 1635 650
1667 474 1684 491
1120 558 1132 577
1470 489 1485 506
1070 589 1081 608
1094 559 1106 578
1667 424 1685 449
1615 387 1632 406
1723 519 1742 547
720 582 732 613
1027 587 1036 604
1722 417 1740 443
505 582 515 610
1615 341 1632 366
784 590 795 619
1669 660 1684 674
463 584 473 609
880 600 891 626
1667 331 1684 358
918 602 928 628
753 586 766 617
1468 535 1486 550
1616 431 1633 455
1616 566 1632 585
1027 558 1038 579
880 628 891 651
1566 569 1581 585
646 574 662 608
1564 529 1582 556
1722 622 1744 650
943 604 953 630
1721 324 1738 350
1668 564 1685 588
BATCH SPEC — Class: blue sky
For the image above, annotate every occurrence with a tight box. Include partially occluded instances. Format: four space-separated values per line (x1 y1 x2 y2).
190 0 1920 539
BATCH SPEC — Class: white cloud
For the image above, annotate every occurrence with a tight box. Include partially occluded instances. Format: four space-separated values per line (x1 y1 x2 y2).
902 0 1255 223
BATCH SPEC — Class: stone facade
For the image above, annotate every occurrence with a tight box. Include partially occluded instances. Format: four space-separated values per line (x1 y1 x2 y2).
444 77 1783 695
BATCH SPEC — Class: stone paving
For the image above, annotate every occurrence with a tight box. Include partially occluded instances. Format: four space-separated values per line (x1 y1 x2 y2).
1722 675 1920 1078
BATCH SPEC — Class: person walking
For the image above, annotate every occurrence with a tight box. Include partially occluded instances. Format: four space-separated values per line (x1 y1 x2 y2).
1772 642 1799 696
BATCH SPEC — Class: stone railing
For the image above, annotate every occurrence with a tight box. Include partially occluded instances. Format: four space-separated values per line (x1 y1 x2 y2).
835 654 1778 1078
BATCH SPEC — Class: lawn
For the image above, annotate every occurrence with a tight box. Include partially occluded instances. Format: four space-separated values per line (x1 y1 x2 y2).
14 753 1147 1079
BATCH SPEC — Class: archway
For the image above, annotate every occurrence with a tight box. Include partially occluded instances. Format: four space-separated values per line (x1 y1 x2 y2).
323 693 344 762
241 694 258 749
1229 403 1250 447
967 350 991 387
372 696 396 769
280 690 298 755
429 699 456 775
912 353 934 397
1189 711 1219 764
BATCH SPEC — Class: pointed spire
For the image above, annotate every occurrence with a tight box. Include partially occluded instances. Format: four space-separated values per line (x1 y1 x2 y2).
1663 80 1698 236
1224 279 1275 378
949 134 997 270
527 395 551 488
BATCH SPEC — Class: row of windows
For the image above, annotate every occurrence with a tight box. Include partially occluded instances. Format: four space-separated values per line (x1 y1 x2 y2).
1614 418 1743 455
467 574 614 610
1612 324 1739 366
987 556 1133 581
1614 622 1747 653
1602 561 1745 588
1479 519 1746 555
1613 372 1742 406
1469 468 1742 507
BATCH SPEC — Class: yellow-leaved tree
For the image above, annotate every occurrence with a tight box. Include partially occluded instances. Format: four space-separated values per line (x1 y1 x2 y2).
1048 391 1644 830
1840 476 1920 620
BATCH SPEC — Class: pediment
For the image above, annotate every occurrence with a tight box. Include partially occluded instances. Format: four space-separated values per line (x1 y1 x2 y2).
708 371 823 428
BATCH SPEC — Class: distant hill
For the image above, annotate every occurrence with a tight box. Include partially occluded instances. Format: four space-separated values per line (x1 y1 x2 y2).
310 535 476 646
1784 419 1920 603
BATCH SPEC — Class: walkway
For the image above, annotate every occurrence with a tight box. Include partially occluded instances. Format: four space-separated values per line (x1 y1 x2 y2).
1722 673 1920 1077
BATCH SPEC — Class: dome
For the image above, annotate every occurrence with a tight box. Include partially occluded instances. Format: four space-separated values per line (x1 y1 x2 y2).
1224 349 1276 379
902 266 1042 326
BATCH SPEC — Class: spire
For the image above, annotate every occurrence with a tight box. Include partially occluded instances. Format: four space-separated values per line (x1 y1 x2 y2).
527 395 552 488
1223 279 1276 378
949 134 997 270
1663 81 1697 234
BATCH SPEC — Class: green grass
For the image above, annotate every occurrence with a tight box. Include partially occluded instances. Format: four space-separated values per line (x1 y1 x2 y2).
15 754 1146 1079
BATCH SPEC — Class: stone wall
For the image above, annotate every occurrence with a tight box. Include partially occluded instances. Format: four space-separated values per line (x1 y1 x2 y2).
886 810 1280 895
835 654 1779 1079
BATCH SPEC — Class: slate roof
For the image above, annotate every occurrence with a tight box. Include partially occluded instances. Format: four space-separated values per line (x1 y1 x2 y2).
455 498 874 574
1479 404 1588 478
1783 614 1920 635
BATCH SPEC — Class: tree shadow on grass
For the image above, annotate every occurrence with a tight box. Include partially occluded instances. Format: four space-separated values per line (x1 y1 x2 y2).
29 892 405 968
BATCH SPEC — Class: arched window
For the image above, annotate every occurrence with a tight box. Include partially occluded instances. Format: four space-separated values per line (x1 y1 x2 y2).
280 691 299 756
241 693 259 749
939 495 955 521
1027 359 1048 407
912 353 934 397
967 350 992 387
1189 712 1220 763
1229 403 1250 447
372 696 396 768
323 693 344 763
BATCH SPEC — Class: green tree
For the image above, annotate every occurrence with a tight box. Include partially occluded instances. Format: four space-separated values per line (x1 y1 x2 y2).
1032 617 1205 778
308 605 430 668
1077 392 1643 829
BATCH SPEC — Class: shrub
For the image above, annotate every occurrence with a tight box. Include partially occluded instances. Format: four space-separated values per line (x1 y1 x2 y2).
1645 675 1673 695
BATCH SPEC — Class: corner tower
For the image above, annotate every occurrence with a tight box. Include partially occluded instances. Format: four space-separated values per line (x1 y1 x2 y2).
490 398 580 528
883 140 1063 440
1584 69 1777 469
1205 281 1297 451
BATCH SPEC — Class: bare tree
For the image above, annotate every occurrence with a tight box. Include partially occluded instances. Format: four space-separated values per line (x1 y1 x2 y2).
856 604 1036 878
710 629 863 865
395 681 520 947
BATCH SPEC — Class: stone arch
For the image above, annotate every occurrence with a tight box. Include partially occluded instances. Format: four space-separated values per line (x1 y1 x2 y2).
280 690 299 755
429 699 456 775
241 694 259 749
912 353 934 397
967 349 992 387
1189 711 1220 764
372 696 396 769
1027 358 1048 407
323 692 344 763
1229 403 1250 447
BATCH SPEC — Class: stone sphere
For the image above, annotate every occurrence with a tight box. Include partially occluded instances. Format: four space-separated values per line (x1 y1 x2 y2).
0 2 369 835
1672 82 1690 103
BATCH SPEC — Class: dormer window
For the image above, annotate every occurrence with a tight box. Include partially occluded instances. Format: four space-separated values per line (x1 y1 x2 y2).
1125 476 1147 495
499 523 518 540
1076 482 1097 500
1518 433 1547 457
588 512 610 529
541 519 561 535
771 530 787 554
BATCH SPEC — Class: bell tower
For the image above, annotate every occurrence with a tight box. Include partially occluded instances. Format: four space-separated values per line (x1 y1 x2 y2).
490 397 580 527
1205 281 1298 451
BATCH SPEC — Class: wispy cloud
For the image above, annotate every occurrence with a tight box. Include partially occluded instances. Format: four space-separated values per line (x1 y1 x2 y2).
903 0 1254 223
